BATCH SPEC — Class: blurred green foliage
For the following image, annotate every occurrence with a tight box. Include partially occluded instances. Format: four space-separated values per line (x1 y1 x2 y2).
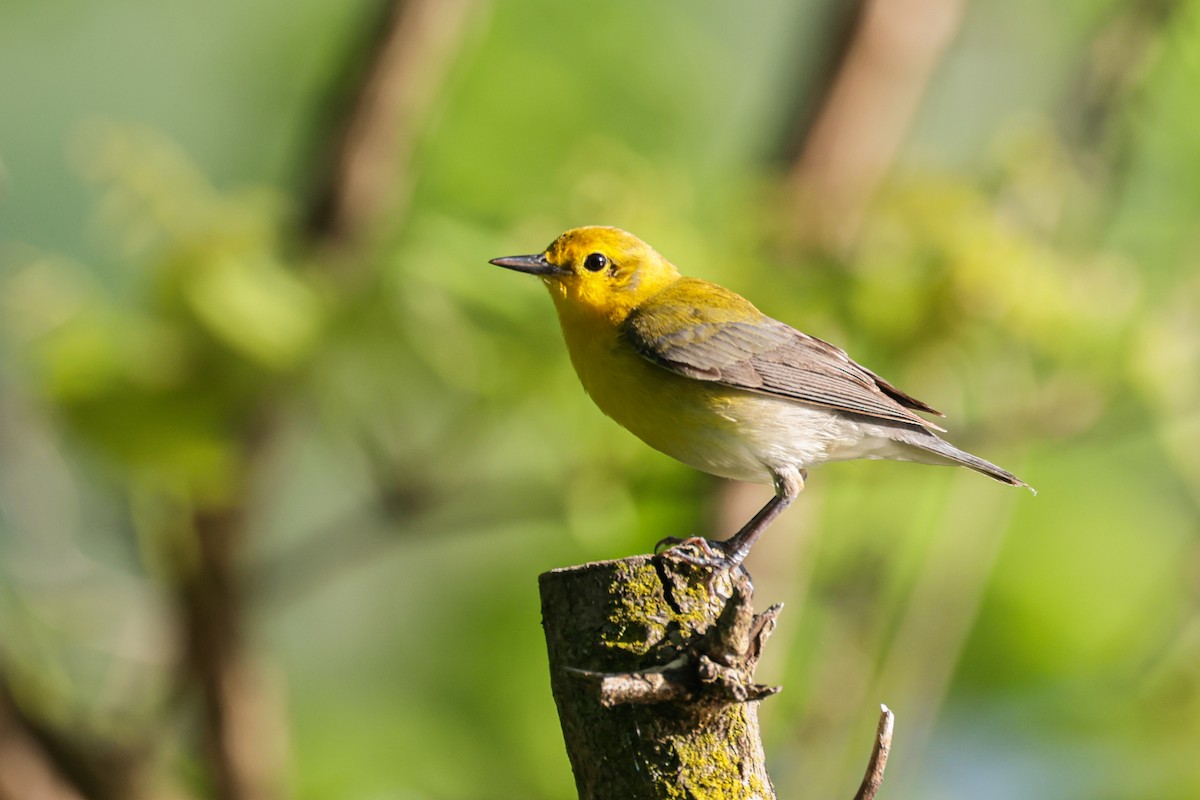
2 1 1199 799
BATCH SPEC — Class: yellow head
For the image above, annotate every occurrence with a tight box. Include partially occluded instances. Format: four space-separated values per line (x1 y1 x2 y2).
490 226 681 325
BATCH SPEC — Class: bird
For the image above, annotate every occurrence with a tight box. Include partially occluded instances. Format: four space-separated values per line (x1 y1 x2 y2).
490 226 1030 567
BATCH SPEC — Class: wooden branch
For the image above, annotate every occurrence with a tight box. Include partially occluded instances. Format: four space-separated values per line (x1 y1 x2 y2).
540 554 781 800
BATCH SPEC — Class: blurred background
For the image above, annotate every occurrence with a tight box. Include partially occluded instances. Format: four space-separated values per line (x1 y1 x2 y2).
1 0 1198 798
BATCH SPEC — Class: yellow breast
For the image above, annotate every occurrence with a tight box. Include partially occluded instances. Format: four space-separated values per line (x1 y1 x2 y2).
552 305 777 483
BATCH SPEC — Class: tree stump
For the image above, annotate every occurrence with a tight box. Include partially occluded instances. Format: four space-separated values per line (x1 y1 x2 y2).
539 552 782 800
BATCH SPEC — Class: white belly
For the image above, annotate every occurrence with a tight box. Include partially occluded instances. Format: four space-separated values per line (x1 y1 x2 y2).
674 392 919 484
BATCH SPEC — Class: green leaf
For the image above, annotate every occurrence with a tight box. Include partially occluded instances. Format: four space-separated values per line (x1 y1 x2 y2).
183 252 322 369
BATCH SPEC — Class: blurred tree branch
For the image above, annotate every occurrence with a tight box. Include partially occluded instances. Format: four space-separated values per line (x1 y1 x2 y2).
302 0 478 253
1066 0 1183 174
787 0 965 253
0 1 483 787
175 492 283 800
0 686 87 800
0 676 144 800
168 2 482 798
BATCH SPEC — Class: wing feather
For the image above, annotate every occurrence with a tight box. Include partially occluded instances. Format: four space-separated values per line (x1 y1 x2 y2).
622 279 945 431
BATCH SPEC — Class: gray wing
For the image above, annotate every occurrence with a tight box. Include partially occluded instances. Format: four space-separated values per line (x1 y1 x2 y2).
622 300 945 431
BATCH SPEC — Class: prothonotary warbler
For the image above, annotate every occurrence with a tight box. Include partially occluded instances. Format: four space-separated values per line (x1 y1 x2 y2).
491 226 1030 567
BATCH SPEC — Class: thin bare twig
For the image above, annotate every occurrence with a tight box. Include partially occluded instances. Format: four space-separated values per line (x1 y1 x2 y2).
852 705 895 800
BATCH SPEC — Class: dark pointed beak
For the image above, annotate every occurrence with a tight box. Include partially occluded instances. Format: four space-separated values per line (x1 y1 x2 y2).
488 253 565 276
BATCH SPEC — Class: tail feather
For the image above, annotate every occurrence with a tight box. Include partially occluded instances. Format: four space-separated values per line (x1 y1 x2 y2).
894 428 1034 493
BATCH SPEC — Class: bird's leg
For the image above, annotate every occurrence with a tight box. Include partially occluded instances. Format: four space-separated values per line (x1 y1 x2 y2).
656 467 806 569
717 467 805 568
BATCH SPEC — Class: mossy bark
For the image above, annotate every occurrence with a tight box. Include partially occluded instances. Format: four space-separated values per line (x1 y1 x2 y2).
539 553 780 800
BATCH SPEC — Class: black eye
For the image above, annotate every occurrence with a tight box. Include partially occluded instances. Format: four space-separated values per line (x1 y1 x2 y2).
583 252 608 272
